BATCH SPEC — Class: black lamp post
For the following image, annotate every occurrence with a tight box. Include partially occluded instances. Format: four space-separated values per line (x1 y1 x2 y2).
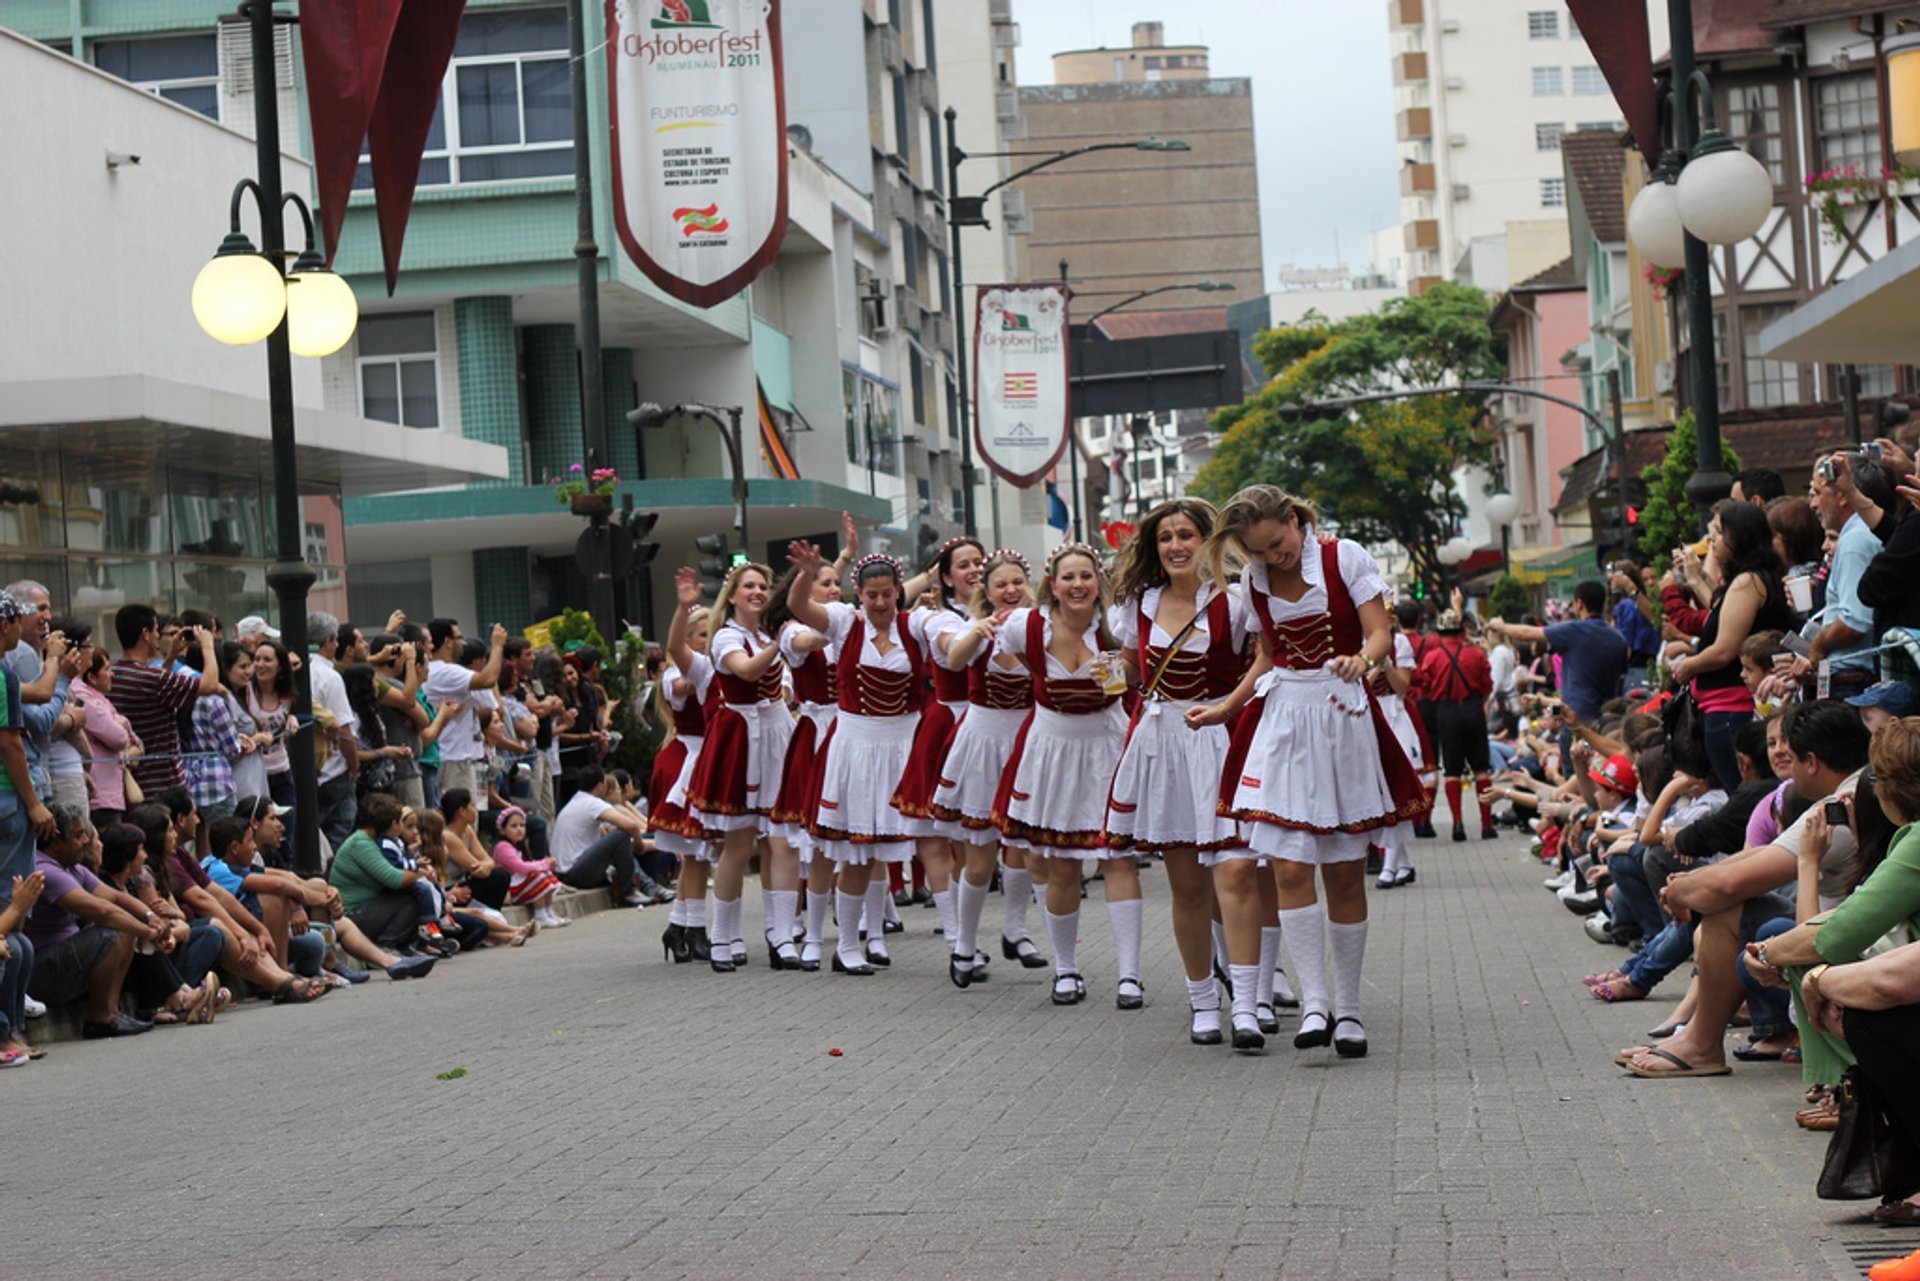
943 112 1189 539
1085 280 1235 325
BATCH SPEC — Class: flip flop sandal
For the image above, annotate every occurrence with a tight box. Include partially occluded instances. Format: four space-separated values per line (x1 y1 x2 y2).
1623 1047 1730 1078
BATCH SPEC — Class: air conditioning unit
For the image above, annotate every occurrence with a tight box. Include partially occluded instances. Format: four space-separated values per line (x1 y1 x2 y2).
217 17 293 93
1448 133 1468 147
996 90 1020 122
992 21 1020 48
1444 76 1464 90
1451 184 1471 201
1440 18 1461 32
1001 115 1028 142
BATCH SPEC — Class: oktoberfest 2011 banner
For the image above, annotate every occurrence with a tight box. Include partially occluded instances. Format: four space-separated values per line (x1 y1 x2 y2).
608 0 787 308
973 283 1071 487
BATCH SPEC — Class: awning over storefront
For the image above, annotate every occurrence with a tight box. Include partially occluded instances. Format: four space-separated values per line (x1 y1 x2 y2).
1758 235 1920 365
1512 540 1601 585
0 375 511 496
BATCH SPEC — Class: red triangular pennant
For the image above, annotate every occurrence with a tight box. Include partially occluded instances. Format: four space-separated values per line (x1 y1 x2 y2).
298 0 406 264
368 0 468 294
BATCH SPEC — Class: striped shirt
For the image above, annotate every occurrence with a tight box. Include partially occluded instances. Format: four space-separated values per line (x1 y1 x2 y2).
112 659 203 792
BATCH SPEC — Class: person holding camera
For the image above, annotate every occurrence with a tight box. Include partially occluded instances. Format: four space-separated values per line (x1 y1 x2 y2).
110 604 222 799
1791 452 1899 697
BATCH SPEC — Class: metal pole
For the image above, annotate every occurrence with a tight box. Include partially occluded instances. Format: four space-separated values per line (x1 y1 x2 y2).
569 0 614 643
944 107 979 538
1609 368 1631 556
1061 257 1082 541
247 0 319 878
1843 363 1863 446
728 406 748 553
1670 0 1731 519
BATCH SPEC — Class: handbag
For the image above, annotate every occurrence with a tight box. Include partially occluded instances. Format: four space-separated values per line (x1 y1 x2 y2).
1661 684 1713 779
1818 1067 1907 1199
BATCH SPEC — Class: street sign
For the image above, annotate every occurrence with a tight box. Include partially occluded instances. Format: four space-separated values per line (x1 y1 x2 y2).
1068 330 1243 418
576 524 635 580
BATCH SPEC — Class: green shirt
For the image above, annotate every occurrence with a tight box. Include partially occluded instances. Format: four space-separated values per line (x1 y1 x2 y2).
327 830 407 915
1816 822 1920 963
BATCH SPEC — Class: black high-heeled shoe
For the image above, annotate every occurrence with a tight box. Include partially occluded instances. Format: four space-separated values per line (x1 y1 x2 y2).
1002 935 1049 969
798 941 822 972
831 952 873 976
709 949 736 974
661 922 693 964
766 935 801 971
687 927 712 961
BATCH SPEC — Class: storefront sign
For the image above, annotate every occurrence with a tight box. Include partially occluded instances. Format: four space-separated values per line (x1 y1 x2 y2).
973 283 1071 487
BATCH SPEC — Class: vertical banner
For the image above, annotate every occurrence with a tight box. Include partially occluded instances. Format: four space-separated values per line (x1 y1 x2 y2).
973 283 1071 488
607 0 787 308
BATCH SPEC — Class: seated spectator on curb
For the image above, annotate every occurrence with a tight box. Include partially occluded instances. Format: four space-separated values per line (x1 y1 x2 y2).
437 788 510 910
0 868 44 1066
327 792 442 968
417 809 527 948
1620 698 1871 1078
551 765 648 907
23 803 171 1038
95 823 225 1026
125 801 325 1004
200 814 327 979
490 805 567 931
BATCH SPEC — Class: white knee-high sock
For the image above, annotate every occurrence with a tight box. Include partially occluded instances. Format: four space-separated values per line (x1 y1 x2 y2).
1186 975 1218 1011
1107 897 1143 983
805 886 832 945
1327 919 1369 1020
883 889 902 926
761 887 775 938
1229 964 1260 1024
835 890 866 965
864 879 890 954
1256 925 1281 1008
1211 920 1230 973
1278 905 1328 1015
687 895 708 929
1002 865 1034 940
669 897 687 927
768 890 798 951
932 887 957 942
955 877 990 960
1044 906 1079 977
710 897 737 952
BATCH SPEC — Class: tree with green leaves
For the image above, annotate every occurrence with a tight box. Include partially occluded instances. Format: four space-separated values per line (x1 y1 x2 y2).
1634 409 1741 570
1192 282 1506 596
1487 572 1532 623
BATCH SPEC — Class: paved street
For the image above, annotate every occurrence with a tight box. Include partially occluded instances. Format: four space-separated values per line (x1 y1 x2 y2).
5 830 1908 1279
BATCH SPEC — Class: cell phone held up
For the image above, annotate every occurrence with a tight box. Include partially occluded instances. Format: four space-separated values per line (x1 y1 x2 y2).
1824 798 1850 828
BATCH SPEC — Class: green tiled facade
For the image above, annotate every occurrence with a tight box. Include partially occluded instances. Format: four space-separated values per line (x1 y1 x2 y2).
602 348 640 479
523 325 581 485
454 297 523 486
473 546 533 633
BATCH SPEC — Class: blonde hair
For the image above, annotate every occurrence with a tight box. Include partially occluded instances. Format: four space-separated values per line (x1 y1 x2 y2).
1109 497 1218 605
970 550 1035 619
654 605 711 739
1204 484 1320 588
711 562 774 630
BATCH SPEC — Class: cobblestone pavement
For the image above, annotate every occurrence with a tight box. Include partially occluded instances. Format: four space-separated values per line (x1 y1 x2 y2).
5 830 1907 1279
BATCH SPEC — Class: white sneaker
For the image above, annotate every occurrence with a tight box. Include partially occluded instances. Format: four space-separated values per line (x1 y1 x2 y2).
1543 869 1574 891
23 994 45 1019
533 908 570 929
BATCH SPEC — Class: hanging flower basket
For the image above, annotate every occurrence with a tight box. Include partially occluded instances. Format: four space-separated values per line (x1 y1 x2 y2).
1643 263 1682 303
554 462 619 513
569 492 614 517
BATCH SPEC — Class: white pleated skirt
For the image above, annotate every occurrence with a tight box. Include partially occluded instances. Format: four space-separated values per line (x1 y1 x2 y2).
772 702 836 858
651 735 719 861
812 710 919 866
995 704 1127 859
1105 697 1242 859
1225 668 1398 866
928 704 1028 843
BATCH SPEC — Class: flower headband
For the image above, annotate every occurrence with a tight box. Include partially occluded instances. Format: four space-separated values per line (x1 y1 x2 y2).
986 548 1032 577
1045 542 1104 577
853 552 903 580
496 805 526 824
933 535 983 564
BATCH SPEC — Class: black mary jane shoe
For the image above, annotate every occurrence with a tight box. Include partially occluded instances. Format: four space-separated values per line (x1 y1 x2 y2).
1190 1008 1224 1046
687 927 712 961
864 943 892 968
1231 1018 1267 1053
1002 936 1049 969
1050 972 1085 1006
708 951 737 974
831 953 874 976
883 918 904 935
966 954 990 982
661 923 694 964
949 956 974 989
1293 1009 1332 1049
1332 1015 1368 1059
1255 1002 1280 1036
1115 978 1145 1011
797 943 822 973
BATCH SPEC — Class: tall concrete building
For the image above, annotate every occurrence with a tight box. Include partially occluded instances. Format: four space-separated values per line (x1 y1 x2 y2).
1389 0 1632 293
1016 21 1262 309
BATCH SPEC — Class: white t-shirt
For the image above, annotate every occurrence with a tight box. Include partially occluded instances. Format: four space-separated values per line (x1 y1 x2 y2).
1488 641 1518 700
308 658 357 784
1772 768 1864 910
552 790 615 871
426 659 485 762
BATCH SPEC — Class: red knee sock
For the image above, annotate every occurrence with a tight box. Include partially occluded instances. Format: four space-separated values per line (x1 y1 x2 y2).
1444 777 1464 825
1476 775 1494 830
911 855 927 894
888 863 906 894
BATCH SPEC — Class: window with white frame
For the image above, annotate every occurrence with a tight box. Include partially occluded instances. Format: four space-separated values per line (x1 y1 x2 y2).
353 7 571 189
1567 14 1580 39
1535 122 1564 151
1527 10 1559 38
1540 177 1566 207
356 313 440 429
1571 66 1608 95
1532 66 1564 96
1575 120 1624 132
93 33 220 120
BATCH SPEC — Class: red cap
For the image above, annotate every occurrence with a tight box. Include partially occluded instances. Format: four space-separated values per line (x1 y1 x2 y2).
1589 753 1638 796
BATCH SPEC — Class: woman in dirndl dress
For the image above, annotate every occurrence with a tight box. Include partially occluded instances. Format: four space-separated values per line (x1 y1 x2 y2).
684 563 793 973
1190 486 1424 1057
890 537 984 947
1104 500 1252 1044
785 542 937 976
656 595 717 963
768 556 844 971
991 543 1136 1010
933 549 1043 987
1372 624 1429 890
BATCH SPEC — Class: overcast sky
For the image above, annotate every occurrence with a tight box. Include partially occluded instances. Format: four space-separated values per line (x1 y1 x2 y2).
1011 1 1404 287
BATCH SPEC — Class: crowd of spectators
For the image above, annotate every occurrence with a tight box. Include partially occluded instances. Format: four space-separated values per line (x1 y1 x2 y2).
0 589 663 1066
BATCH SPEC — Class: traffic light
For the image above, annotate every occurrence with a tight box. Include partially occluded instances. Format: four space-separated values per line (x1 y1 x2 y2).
695 533 730 602
619 503 661 567
914 520 941 569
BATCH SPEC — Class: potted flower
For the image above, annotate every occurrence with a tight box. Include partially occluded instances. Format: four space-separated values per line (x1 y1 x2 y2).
554 463 618 516
1643 262 1682 303
1805 166 1880 244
